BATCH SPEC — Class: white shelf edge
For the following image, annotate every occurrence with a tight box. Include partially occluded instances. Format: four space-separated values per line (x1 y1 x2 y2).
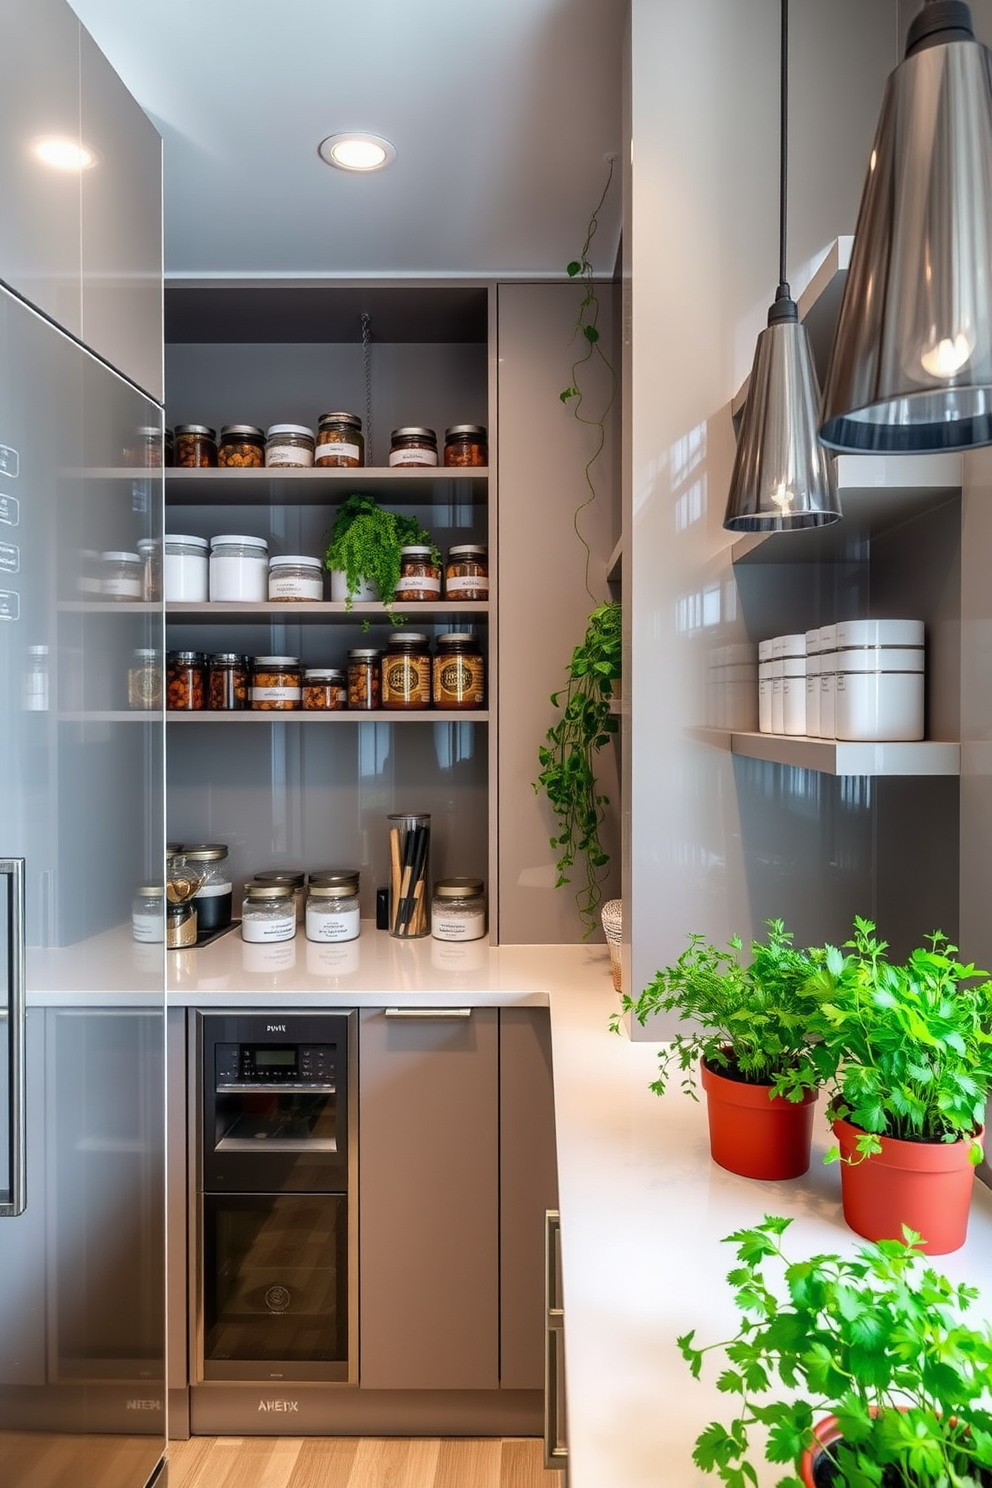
89 465 488 481
166 600 490 619
165 709 490 723
688 726 960 777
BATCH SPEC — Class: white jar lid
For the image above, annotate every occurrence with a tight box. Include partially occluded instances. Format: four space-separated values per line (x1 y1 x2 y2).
165 533 209 548
757 639 775 662
210 534 269 550
101 551 141 562
266 424 315 439
269 554 323 569
777 633 807 657
818 624 838 645
834 618 925 649
805 628 822 653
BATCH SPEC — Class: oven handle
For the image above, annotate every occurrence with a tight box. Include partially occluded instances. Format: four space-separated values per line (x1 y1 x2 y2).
0 858 26 1219
383 1007 473 1019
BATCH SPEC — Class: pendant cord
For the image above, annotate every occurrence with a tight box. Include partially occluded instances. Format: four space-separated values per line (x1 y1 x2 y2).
778 0 789 296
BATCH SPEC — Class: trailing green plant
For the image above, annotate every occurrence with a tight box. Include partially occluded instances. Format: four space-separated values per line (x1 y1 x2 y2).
614 919 821 1101
323 493 439 620
802 916 992 1163
534 598 621 935
680 1214 992 1488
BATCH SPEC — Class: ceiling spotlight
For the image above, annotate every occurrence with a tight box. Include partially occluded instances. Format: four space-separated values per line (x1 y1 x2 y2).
33 137 97 171
318 134 396 172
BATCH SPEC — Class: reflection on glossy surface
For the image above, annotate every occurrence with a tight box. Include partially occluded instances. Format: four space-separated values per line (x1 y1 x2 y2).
306 938 361 979
241 938 297 977
430 936 488 974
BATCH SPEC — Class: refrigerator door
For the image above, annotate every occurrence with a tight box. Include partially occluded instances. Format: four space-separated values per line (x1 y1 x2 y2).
0 284 165 1488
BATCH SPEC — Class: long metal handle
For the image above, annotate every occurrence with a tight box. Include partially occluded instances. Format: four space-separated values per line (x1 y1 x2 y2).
0 858 25 1218
544 1208 568 1470
383 1007 472 1019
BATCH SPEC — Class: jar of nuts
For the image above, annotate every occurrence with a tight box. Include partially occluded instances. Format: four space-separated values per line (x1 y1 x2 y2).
347 649 381 710
250 656 302 710
303 667 347 710
433 631 485 710
443 424 487 467
381 633 432 710
167 651 206 710
445 543 488 600
207 653 249 711
389 427 438 467
175 425 217 468
218 425 265 467
395 545 441 601
316 412 364 467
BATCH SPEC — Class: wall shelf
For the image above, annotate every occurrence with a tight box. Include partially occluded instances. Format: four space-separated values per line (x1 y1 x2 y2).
161 466 487 507
688 726 960 777
166 710 490 724
166 600 489 623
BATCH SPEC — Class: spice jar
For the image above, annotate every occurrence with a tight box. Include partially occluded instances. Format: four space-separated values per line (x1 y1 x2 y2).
164 533 209 602
175 424 217 468
265 424 315 468
167 901 197 948
182 844 233 934
309 868 360 890
207 653 248 711
132 882 165 943
305 881 361 943
316 412 364 467
445 544 489 600
250 656 302 710
218 424 265 467
268 554 324 602
303 667 347 710
101 551 143 600
241 882 297 943
433 631 485 709
431 878 486 942
347 649 381 710
443 424 487 467
130 426 164 467
381 633 432 710
395 545 442 601
138 537 162 601
389 427 438 467
167 651 206 710
209 534 268 601
129 648 162 710
253 870 307 923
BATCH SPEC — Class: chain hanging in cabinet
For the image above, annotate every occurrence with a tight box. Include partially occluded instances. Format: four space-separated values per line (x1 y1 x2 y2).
361 311 374 464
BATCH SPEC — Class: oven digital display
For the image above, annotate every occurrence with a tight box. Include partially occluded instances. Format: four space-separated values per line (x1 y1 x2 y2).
253 1048 296 1068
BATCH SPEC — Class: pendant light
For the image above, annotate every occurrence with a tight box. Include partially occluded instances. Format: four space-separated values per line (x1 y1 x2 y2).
820 1 992 453
723 0 840 532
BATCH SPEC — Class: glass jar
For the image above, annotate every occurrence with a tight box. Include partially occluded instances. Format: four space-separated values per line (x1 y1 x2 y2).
265 424 315 468
309 868 360 890
250 656 302 710
395 545 442 601
443 424 487 467
23 645 49 712
166 651 206 710
253 870 307 923
101 551 143 600
381 633 432 710
431 877 486 941
182 844 233 934
207 653 248 711
137 537 162 601
347 649 381 710
132 882 165 943
445 544 489 600
268 554 324 602
130 425 164 467
389 427 438 467
305 882 361 943
433 631 485 709
167 901 197 948
175 424 217 468
218 424 265 468
316 412 364 467
129 648 162 710
164 533 209 601
387 812 431 938
241 882 297 943
209 534 269 601
303 667 347 710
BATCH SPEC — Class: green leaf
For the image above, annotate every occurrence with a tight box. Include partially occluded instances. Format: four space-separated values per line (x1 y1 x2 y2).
566 260 583 277
582 324 600 344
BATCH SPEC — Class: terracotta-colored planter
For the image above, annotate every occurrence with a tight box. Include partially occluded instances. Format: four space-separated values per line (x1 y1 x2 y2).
700 1057 817 1180
833 1117 983 1255
799 1415 843 1488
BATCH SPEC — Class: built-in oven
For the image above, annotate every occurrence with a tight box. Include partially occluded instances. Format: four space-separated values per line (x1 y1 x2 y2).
193 1012 356 1394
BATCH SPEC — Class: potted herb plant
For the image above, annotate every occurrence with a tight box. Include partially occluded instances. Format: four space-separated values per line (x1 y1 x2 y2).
617 921 821 1180
680 1214 992 1488
803 917 992 1254
324 493 439 613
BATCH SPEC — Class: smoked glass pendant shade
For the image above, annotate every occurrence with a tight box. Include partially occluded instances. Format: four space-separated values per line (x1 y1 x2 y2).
820 3 992 453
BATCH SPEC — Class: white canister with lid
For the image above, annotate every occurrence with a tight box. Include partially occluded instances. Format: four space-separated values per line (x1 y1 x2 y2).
782 656 807 737
818 625 837 739
209 534 269 601
758 662 774 733
779 633 807 660
834 618 925 650
805 653 823 738
770 660 785 734
835 648 925 741
164 534 209 602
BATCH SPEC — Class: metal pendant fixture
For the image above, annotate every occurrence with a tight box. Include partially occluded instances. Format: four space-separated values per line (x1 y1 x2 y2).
820 1 992 453
723 0 840 532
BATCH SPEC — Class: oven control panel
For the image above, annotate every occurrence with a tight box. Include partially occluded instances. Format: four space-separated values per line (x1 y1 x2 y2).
215 1042 336 1091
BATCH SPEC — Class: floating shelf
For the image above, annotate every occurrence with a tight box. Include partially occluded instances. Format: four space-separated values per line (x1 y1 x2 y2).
166 600 489 623
166 710 490 724
161 466 487 507
688 726 960 777
59 711 164 724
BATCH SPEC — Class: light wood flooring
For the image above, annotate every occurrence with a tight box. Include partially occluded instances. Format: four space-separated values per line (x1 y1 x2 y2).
166 1435 564 1488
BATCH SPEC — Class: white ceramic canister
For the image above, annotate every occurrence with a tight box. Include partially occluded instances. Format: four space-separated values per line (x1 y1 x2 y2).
818 625 837 739
329 570 379 603
209 534 269 601
833 618 925 650
782 656 807 737
758 662 773 733
779 633 807 661
758 638 775 663
164 533 209 602
805 653 823 738
835 647 925 741
770 660 785 734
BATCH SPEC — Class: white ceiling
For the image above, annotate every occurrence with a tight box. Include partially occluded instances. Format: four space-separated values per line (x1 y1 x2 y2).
68 0 625 283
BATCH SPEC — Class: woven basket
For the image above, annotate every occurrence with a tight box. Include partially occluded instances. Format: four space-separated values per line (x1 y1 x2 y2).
600 898 623 992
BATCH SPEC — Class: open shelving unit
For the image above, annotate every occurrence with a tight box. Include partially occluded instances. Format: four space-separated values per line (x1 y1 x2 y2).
688 727 960 777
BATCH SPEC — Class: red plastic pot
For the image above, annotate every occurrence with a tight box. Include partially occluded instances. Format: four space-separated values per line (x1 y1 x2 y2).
833 1118 983 1255
699 1057 816 1180
800 1415 843 1488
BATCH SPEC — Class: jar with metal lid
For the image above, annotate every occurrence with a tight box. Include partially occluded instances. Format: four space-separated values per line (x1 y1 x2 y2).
101 551 143 600
347 648 381 709
167 900 198 948
164 533 209 601
137 537 162 601
241 882 297 943
433 631 485 709
305 881 361 943
309 868 360 889
395 545 442 601
250 656 301 710
268 554 324 602
303 667 347 710
253 870 307 923
218 424 265 468
445 543 489 600
431 878 486 942
389 427 438 467
132 883 164 943
443 424 487 467
209 534 268 601
129 648 162 710
265 424 315 468
208 653 248 711
175 424 217 468
381 633 432 710
316 412 364 467
182 844 233 933
166 651 206 710
129 425 165 467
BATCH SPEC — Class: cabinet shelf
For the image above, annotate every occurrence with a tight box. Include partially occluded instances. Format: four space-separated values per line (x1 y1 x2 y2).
161 466 487 507
688 726 960 777
166 600 489 623
166 710 490 724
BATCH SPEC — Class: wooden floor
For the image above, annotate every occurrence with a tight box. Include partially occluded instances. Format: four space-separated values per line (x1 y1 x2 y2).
166 1435 564 1488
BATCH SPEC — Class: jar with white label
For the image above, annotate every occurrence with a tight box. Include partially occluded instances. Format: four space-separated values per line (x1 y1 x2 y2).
316 412 364 467
389 427 438 467
445 544 489 599
164 534 209 601
101 551 143 600
182 844 233 934
431 878 486 942
395 546 442 600
209 534 269 601
306 882 361 943
265 424 315 468
268 554 324 601
250 657 302 710
132 882 164 943
241 882 297 943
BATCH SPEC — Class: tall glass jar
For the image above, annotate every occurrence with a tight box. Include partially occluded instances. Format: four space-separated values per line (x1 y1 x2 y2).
433 631 485 709
347 649 381 710
305 882 361 942
387 812 430 938
381 633 432 710
316 412 364 467
241 883 297 943
138 537 162 601
182 844 233 933
175 424 217 468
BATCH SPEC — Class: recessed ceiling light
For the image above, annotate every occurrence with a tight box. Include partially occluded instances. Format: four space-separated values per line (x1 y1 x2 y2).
318 134 396 172
33 136 97 171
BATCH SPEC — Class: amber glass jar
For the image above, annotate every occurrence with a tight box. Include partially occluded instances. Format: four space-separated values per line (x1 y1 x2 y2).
316 412 364 467
250 656 302 710
175 425 217 468
389 427 438 467
208 653 249 711
445 544 488 600
166 651 206 710
381 633 432 710
218 425 265 467
395 545 441 601
433 632 485 709
443 424 487 467
347 649 381 710
303 668 347 710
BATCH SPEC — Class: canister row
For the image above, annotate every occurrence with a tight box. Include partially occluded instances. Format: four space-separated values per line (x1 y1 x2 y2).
165 420 487 469
758 620 925 742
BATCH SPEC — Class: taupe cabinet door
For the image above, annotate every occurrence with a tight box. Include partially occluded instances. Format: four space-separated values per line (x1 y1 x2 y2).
358 1008 499 1389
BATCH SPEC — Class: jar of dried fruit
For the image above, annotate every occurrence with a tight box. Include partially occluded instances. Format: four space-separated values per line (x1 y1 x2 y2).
395 545 441 601
218 425 265 467
250 656 302 711
175 424 217 468
443 424 487 467
316 412 364 467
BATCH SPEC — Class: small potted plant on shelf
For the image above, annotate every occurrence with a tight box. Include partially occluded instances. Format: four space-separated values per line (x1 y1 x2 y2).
616 920 821 1180
803 916 992 1254
323 493 439 614
680 1214 992 1488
